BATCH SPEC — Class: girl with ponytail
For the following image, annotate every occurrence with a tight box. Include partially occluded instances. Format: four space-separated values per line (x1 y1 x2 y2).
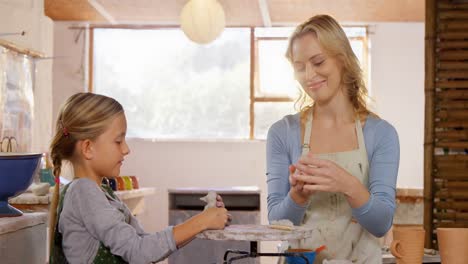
49 93 229 263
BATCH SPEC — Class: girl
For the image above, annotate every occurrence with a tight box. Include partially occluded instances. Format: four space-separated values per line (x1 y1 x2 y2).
49 92 230 263
266 15 399 263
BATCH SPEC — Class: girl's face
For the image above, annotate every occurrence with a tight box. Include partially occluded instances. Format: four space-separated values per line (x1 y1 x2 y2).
291 33 344 104
90 113 130 178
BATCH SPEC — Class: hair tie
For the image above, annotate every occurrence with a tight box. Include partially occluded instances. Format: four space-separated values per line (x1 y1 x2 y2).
55 176 60 185
60 120 69 137
63 127 69 137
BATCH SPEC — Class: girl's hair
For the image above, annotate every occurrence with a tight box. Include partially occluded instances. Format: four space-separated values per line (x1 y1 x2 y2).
48 92 124 253
285 14 375 119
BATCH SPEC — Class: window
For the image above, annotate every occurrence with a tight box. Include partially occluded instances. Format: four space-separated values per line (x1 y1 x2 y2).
93 28 250 139
92 26 368 140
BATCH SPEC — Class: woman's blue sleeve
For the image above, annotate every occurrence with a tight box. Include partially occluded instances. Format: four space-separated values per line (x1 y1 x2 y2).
266 121 308 225
352 121 400 237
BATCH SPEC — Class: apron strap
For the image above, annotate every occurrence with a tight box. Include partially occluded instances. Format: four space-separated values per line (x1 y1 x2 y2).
355 116 369 159
301 110 313 156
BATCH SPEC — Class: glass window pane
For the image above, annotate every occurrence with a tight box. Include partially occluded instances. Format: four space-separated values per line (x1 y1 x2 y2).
256 26 365 38
254 102 297 139
344 27 366 38
257 40 299 98
350 39 364 65
255 27 294 38
93 28 250 139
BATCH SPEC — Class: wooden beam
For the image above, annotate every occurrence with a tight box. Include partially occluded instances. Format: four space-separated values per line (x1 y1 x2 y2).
88 28 94 92
249 28 255 139
258 0 272 27
423 0 436 250
0 39 45 58
269 0 425 24
87 0 117 24
45 0 106 22
45 0 424 25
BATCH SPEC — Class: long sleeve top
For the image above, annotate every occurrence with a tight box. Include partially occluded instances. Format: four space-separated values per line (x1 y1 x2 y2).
59 178 177 263
266 113 400 237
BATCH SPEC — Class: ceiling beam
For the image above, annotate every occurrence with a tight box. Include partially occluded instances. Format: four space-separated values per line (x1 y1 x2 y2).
44 0 424 25
87 0 117 24
44 0 106 21
258 0 272 27
269 0 424 24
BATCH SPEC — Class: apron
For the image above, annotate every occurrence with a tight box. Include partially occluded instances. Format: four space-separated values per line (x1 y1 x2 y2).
282 111 381 264
50 182 128 264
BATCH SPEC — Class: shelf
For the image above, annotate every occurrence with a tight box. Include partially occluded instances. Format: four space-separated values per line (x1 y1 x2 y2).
0 212 47 235
9 187 156 205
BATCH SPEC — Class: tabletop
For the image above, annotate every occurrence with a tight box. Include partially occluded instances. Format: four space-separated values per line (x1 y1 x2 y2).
196 224 313 241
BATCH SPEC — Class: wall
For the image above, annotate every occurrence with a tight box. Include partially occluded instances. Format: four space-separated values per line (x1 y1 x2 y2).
0 0 54 153
370 22 425 189
52 22 88 119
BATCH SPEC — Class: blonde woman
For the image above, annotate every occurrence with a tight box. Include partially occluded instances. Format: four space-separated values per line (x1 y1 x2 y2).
266 15 399 263
49 93 229 263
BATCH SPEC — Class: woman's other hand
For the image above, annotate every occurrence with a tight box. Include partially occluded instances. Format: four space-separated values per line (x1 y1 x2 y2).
289 164 314 205
294 154 355 193
294 153 369 208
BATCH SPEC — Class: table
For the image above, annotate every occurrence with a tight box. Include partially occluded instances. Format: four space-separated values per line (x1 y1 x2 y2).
382 252 441 263
0 212 47 264
196 224 314 264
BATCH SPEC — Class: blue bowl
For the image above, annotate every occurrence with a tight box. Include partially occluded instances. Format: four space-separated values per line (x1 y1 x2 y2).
0 153 42 217
285 249 316 264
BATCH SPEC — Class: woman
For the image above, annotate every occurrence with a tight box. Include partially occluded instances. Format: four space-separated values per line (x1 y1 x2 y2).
266 15 399 264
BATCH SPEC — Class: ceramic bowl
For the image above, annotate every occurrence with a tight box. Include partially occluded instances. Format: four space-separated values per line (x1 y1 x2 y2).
0 153 42 217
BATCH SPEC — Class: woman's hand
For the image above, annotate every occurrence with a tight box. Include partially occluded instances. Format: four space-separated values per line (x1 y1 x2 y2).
289 164 314 205
293 153 370 208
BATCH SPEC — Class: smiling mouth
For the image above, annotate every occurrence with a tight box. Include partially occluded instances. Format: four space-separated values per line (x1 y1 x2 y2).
308 80 326 90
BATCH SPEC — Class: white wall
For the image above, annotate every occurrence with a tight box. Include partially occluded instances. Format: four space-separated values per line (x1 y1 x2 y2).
120 140 268 231
52 22 88 119
370 23 425 188
0 0 53 153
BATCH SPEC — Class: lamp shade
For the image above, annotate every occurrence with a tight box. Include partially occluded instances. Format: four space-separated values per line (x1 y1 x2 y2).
180 0 226 44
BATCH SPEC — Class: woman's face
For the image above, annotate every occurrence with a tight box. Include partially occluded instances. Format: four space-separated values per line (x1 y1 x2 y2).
291 33 344 104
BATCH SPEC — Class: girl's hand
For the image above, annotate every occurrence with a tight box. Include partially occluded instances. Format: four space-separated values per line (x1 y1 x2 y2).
173 207 230 247
200 207 229 230
214 195 233 224
216 194 225 208
289 164 314 205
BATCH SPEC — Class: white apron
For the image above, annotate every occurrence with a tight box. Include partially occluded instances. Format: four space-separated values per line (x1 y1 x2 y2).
282 111 381 264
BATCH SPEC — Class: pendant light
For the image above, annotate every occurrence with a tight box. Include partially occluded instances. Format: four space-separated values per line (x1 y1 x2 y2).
180 0 226 44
